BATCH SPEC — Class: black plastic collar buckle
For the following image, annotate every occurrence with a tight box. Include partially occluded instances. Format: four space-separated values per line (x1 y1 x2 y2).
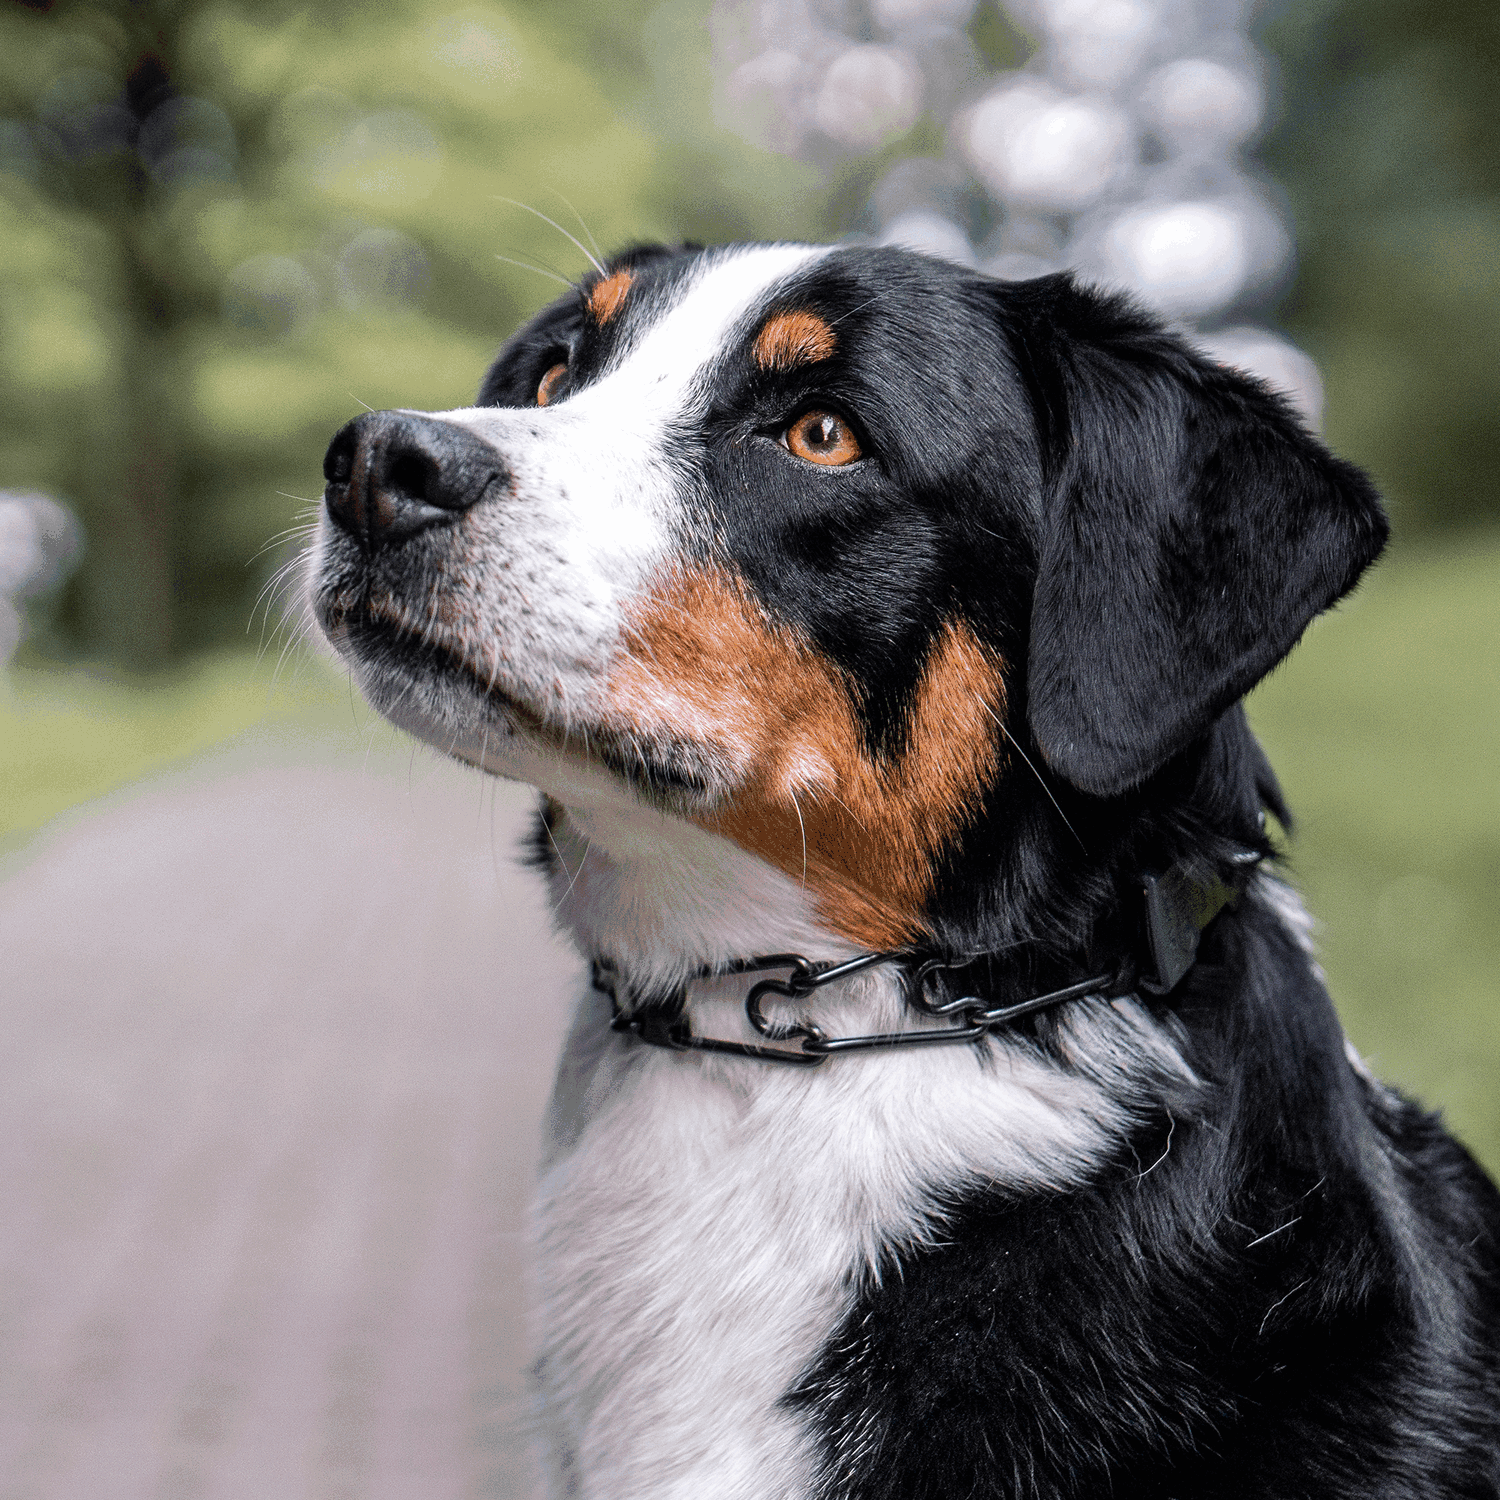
1141 849 1260 993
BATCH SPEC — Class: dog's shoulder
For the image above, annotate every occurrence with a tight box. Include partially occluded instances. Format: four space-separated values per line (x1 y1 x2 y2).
786 893 1500 1499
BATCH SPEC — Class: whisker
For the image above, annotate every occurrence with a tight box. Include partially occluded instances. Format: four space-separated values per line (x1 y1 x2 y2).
253 549 309 609
252 604 287 662
494 253 574 289
827 293 883 330
246 521 318 567
1245 1216 1300 1249
498 242 581 285
269 616 304 693
493 195 607 277
348 392 376 413
790 790 809 891
258 519 319 547
543 815 576 888
975 695 1087 853
251 564 296 621
558 834 591 906
547 188 604 260
824 789 866 829
250 556 309 644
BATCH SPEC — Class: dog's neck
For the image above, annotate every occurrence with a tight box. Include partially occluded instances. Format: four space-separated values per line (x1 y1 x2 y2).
539 792 1260 1046
541 798 868 994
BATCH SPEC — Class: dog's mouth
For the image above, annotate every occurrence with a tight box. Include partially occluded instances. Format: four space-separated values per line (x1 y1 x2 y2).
323 588 537 720
319 582 723 808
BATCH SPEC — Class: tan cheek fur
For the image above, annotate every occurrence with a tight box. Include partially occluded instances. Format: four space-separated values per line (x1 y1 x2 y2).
607 566 1006 949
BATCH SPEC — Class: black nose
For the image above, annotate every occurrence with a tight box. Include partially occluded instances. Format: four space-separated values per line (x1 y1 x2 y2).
322 411 506 551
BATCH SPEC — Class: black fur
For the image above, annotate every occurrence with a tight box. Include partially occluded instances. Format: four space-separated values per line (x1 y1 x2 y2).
791 899 1500 1498
480 247 1376 969
463 244 1497 1493
1011 276 1387 799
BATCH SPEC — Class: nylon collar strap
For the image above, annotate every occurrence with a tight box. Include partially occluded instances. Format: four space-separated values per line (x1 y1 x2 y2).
595 854 1260 1067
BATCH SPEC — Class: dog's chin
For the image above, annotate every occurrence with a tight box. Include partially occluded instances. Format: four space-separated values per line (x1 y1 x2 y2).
320 598 742 819
322 602 532 732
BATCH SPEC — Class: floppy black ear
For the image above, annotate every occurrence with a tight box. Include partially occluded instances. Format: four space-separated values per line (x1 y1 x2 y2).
1008 275 1388 798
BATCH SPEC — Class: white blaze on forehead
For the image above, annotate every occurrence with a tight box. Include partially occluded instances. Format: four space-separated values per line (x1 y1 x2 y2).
589 240 836 409
430 242 835 599
441 240 833 456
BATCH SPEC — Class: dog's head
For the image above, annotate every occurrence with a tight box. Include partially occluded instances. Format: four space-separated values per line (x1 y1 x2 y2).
310 243 1385 965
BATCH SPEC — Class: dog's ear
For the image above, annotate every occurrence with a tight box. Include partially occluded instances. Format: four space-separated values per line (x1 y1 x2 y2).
1006 275 1388 798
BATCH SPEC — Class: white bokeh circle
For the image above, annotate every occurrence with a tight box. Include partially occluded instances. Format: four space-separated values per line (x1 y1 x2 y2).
878 210 976 265
815 46 924 152
1100 199 1251 318
1140 58 1264 152
966 81 1133 214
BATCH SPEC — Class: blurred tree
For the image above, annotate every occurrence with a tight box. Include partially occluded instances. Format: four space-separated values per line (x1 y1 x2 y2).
1260 0 1500 534
19 0 1489 667
0 0 814 665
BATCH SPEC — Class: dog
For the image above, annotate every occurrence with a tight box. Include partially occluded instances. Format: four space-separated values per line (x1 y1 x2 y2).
309 242 1500 1498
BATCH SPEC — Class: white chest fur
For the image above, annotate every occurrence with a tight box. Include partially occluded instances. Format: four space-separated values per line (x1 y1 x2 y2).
530 964 1194 1500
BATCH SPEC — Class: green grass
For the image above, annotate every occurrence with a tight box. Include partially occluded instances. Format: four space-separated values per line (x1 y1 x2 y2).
4 534 1497 1171
1247 532 1500 1173
0 650 349 848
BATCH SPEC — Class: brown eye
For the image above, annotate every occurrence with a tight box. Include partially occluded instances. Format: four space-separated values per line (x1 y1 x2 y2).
784 410 861 467
536 362 567 407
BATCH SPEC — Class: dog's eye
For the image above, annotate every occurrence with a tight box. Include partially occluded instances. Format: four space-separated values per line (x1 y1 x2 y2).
783 410 861 467
536 362 568 407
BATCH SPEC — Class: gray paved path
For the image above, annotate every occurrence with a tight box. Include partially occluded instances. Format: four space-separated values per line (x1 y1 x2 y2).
0 745 578 1499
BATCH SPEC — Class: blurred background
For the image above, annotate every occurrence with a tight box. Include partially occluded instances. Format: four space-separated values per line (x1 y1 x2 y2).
0 0 1495 1495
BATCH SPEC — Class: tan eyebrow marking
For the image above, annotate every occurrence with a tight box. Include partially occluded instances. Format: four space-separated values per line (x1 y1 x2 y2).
588 268 634 325
608 565 1006 950
752 310 837 372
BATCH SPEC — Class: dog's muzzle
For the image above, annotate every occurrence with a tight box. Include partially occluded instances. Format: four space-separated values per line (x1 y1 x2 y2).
322 410 506 553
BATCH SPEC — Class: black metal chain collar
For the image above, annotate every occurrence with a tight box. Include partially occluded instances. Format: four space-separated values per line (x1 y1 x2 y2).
595 853 1259 1068
596 950 1126 1067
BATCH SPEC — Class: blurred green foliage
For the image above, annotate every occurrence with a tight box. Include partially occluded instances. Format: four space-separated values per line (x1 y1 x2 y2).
1 0 1495 671
0 647 324 841
1247 534 1500 1174
1260 0 1500 535
0 0 818 666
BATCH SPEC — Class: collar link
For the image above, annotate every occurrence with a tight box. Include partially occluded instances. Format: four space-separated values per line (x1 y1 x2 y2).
596 853 1260 1068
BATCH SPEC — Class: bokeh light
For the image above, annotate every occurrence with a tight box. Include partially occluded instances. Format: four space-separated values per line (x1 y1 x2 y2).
713 0 1322 419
